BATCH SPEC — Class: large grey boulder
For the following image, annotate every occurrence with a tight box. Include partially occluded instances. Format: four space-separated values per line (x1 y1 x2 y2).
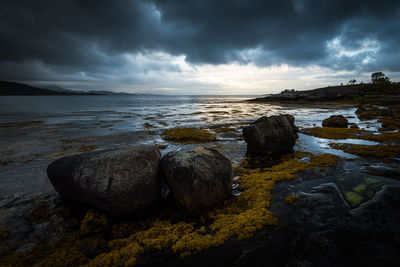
160 147 233 216
242 114 298 157
47 145 161 216
322 115 348 128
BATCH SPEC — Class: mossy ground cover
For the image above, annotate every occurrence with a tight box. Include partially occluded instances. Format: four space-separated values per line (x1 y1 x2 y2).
0 152 338 266
161 128 216 143
380 116 400 131
210 126 236 133
303 104 400 159
355 104 400 131
329 143 400 158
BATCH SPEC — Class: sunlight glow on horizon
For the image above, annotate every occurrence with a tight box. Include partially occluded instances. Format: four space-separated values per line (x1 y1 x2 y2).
28 48 398 95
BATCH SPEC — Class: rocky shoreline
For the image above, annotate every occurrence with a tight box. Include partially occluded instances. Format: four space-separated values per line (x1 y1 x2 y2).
1 101 400 266
46 114 300 218
250 83 400 104
252 86 363 102
134 171 400 267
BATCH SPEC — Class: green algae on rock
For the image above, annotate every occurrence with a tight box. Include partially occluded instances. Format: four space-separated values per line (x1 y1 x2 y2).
345 191 364 206
353 184 367 193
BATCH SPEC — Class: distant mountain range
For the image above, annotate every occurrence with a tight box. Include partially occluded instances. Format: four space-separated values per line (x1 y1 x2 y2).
0 81 133 96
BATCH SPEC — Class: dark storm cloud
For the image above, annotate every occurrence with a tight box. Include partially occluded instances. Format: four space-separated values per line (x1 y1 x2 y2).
0 0 399 83
0 0 163 67
149 0 400 68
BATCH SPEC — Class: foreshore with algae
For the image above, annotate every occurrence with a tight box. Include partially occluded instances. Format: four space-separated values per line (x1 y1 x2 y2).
0 152 338 266
1 95 400 266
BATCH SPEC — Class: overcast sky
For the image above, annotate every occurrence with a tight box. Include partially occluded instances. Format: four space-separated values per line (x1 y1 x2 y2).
1 0 399 94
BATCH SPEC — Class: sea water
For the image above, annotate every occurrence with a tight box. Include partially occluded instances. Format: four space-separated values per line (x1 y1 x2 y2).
0 95 379 201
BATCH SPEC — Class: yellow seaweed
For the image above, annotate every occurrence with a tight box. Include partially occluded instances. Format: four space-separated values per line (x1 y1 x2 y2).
1 152 338 266
329 143 400 158
161 128 216 143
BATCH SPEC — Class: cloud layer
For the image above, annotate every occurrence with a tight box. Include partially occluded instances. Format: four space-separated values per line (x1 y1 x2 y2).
0 0 399 92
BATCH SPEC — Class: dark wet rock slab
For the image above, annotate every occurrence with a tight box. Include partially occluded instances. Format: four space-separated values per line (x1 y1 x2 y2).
364 162 400 179
137 172 400 267
250 179 400 267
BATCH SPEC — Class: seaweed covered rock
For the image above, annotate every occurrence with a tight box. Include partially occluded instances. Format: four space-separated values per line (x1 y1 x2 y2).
161 128 216 144
242 114 298 157
47 145 161 216
322 115 348 128
160 147 233 216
